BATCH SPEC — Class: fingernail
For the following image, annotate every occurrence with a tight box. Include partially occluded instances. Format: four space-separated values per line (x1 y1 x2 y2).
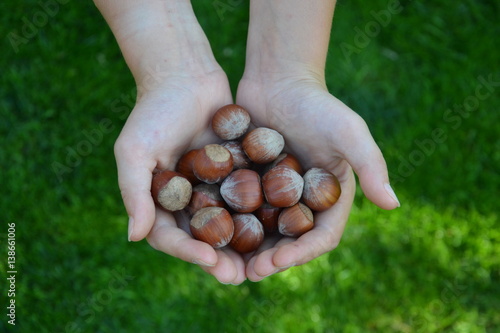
128 217 135 242
384 183 401 207
192 259 216 267
277 263 296 270
220 281 240 286
258 267 281 278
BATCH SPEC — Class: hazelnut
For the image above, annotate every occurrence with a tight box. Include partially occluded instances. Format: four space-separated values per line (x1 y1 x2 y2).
302 168 341 211
212 104 251 140
193 144 233 184
229 214 264 253
176 149 201 184
151 170 192 212
278 203 314 237
220 169 263 213
221 141 252 170
254 203 282 234
262 165 304 207
186 183 225 215
190 207 234 248
266 153 303 175
242 127 285 164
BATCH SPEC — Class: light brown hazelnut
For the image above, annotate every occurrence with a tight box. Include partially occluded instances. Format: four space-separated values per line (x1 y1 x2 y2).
242 127 285 164
212 104 251 140
151 170 192 212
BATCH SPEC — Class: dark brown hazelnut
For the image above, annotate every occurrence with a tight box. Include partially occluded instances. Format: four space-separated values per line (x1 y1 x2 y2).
229 214 264 253
254 203 282 234
221 141 252 170
267 153 304 175
190 207 234 248
193 144 233 184
175 149 201 184
278 203 314 237
262 165 304 207
302 168 341 211
186 184 225 215
220 169 263 213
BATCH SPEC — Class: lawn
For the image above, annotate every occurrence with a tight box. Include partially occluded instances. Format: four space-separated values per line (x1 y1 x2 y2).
1 0 499 332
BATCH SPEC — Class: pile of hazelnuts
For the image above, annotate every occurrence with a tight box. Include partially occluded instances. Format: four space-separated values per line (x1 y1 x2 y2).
151 104 341 254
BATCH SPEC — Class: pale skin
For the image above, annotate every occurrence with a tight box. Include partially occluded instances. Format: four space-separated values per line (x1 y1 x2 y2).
94 0 400 284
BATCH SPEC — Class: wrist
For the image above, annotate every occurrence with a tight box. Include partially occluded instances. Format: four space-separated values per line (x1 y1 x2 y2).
126 27 221 83
95 0 221 89
242 0 335 83
241 57 326 86
127 28 222 96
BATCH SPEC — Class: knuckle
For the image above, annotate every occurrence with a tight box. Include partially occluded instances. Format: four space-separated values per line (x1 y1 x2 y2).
113 135 128 157
146 235 159 251
315 231 341 257
347 112 369 132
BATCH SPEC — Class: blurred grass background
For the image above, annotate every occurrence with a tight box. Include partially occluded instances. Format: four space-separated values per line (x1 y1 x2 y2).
1 0 499 332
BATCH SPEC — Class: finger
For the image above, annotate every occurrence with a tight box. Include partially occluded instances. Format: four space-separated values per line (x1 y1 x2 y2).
149 200 244 284
339 114 400 210
147 208 219 267
228 249 248 285
272 225 342 269
271 170 356 268
115 141 158 241
174 210 245 283
199 248 243 284
246 237 295 282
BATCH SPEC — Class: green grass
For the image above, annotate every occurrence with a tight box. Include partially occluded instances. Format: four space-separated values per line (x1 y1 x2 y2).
1 0 499 332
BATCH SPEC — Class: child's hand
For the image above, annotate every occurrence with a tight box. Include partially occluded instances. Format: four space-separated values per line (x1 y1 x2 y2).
236 74 400 281
115 72 246 284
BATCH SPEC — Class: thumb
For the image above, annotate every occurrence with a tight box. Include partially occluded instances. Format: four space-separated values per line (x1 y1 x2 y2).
115 149 157 242
341 117 401 210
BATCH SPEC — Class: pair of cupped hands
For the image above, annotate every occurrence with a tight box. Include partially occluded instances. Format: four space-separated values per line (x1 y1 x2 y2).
114 66 400 285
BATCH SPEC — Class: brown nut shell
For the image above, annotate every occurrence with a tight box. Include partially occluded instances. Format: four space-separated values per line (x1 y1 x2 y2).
175 149 201 184
221 141 252 170
229 214 264 253
151 170 192 212
254 203 282 234
242 127 285 164
302 168 341 211
186 184 225 215
190 207 234 248
193 144 233 184
262 165 304 207
220 169 263 213
278 203 314 237
267 153 304 175
212 104 251 140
